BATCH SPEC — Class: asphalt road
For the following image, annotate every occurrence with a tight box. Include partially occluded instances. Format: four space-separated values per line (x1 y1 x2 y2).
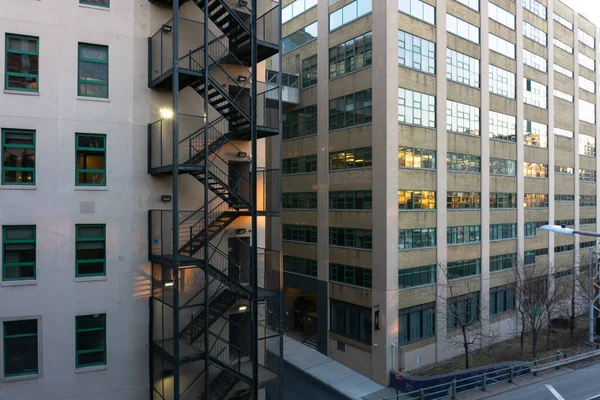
488 361 600 400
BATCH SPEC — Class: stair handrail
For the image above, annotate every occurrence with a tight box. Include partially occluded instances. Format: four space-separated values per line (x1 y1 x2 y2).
208 0 251 36
205 155 252 207
207 242 253 285
178 196 222 227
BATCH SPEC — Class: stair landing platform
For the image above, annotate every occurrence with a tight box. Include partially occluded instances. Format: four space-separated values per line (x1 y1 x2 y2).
275 335 384 400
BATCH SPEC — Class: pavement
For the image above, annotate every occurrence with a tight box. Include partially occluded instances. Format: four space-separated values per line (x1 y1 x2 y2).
273 335 384 400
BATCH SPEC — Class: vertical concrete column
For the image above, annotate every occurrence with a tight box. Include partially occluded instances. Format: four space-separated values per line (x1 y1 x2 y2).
316 0 330 354
479 0 491 345
479 1 490 346
435 0 448 363
371 0 399 384
547 0 555 273
574 17 581 270
516 0 525 266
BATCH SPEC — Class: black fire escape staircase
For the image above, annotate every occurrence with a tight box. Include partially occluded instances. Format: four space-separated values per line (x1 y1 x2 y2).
148 1 282 399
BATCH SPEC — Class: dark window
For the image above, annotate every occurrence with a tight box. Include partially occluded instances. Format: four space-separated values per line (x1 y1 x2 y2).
76 314 106 368
282 192 317 209
329 91 373 130
330 300 372 344
283 225 318 243
398 303 435 344
398 265 436 289
329 190 372 210
490 286 515 316
283 105 317 140
2 226 35 281
75 224 106 277
330 228 372 249
282 155 317 174
398 228 436 250
447 259 481 279
3 319 38 377
302 55 317 87
329 264 372 288
283 256 317 277
330 32 372 78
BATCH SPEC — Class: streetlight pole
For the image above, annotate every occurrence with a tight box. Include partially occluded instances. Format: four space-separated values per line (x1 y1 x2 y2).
540 225 600 344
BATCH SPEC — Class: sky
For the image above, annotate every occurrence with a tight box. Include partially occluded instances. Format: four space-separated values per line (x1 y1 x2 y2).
565 0 600 25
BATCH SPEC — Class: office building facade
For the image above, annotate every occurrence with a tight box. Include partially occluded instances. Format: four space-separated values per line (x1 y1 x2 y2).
279 0 600 385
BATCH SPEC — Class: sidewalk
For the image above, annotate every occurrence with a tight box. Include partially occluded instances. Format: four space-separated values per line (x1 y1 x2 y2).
362 367 573 400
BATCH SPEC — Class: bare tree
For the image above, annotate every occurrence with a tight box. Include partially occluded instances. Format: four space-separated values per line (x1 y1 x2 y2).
514 262 560 358
440 266 490 369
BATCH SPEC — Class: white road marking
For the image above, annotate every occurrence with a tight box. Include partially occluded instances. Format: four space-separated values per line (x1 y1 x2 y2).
545 384 566 400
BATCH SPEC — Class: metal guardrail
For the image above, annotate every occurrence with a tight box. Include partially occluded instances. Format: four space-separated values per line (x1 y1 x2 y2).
386 349 600 400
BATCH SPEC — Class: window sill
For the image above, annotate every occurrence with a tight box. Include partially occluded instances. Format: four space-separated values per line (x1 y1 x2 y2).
0 185 36 190
448 170 481 175
329 122 372 133
329 166 372 173
329 65 373 82
2 372 40 383
74 276 108 283
447 242 481 246
4 90 40 96
282 133 317 142
283 270 317 279
448 208 481 211
398 246 435 252
75 364 107 374
399 283 436 291
283 172 317 177
399 167 436 172
330 209 371 212
77 96 110 103
302 84 317 90
398 209 436 212
283 208 317 211
79 3 110 11
449 131 481 139
282 240 317 245
329 245 372 252
75 186 108 191
1 280 37 287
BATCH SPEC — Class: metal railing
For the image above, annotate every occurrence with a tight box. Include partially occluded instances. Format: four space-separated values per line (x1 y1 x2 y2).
256 3 281 45
386 352 569 400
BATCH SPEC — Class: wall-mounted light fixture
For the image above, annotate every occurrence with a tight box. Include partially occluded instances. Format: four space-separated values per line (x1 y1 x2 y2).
238 0 248 7
236 228 247 235
237 151 247 158
161 195 172 202
237 75 248 82
161 24 173 33
374 310 380 330
164 281 174 288
160 108 174 119
238 305 248 311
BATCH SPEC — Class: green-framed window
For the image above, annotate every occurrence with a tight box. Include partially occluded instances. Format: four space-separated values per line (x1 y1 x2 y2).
399 303 435 345
398 265 436 289
330 227 372 249
329 190 372 210
329 263 372 289
283 105 317 140
301 55 317 88
76 134 106 186
555 244 574 253
78 43 108 98
524 250 536 265
76 314 106 368
490 223 517 241
447 292 480 329
283 224 317 243
490 286 515 316
524 193 548 208
398 30 435 75
447 258 481 279
447 225 481 245
524 221 548 237
282 192 317 209
2 129 35 185
330 32 372 79
447 192 481 209
3 319 38 377
282 155 317 174
446 48 479 88
398 190 436 210
490 192 517 208
398 146 436 169
447 152 481 173
398 228 436 250
283 256 317 277
75 224 106 277
80 0 110 7
5 34 39 92
398 88 436 128
329 90 372 130
447 100 480 136
490 253 515 272
2 226 35 281
329 147 372 170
